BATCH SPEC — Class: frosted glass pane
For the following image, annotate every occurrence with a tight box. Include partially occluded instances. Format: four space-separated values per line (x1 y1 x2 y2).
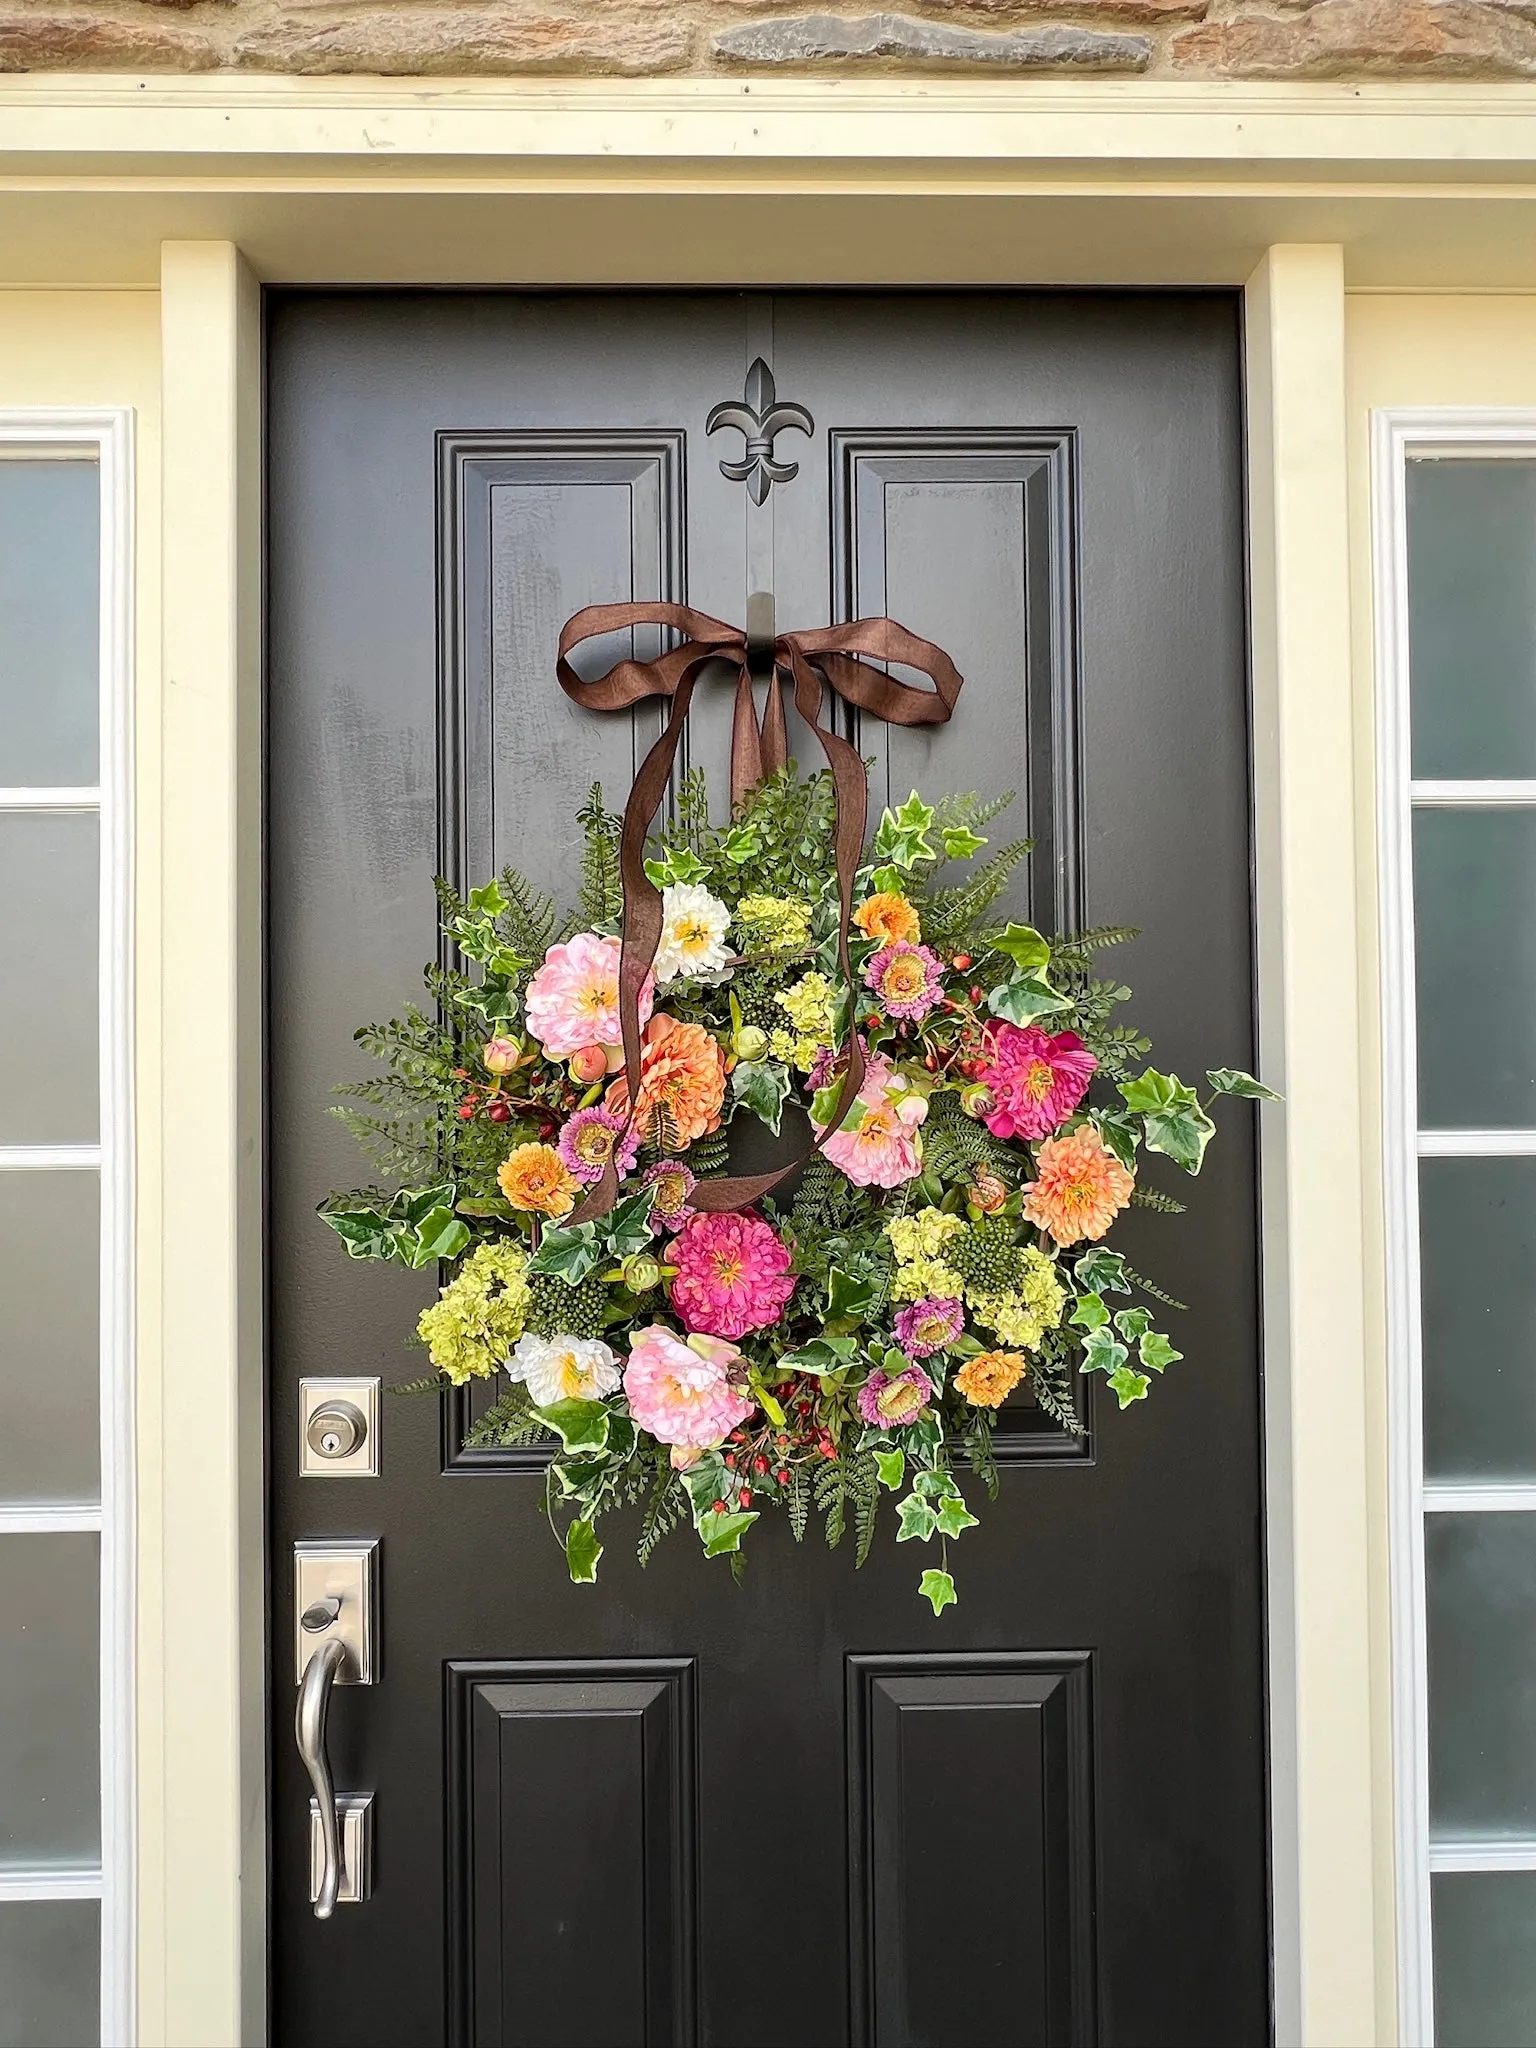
0 1173 98 1504
1434 1871 1536 2048
1421 1158 1536 1481
1427 1514 1536 1836
0 460 98 788
1408 459 1536 781
1415 810 1536 1128
0 1899 97 2048
0 812 97 1144
0 1533 98 1867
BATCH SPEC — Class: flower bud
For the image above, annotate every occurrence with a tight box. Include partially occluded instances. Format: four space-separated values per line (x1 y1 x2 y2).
959 1081 996 1121
568 1043 608 1084
970 1169 1009 1215
482 1036 519 1075
620 1253 662 1294
733 1024 769 1062
669 1444 704 1471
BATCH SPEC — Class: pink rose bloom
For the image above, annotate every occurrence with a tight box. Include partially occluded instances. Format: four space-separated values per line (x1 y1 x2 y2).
817 1054 928 1190
668 1210 797 1340
977 1021 1097 1141
624 1325 754 1449
524 933 654 1062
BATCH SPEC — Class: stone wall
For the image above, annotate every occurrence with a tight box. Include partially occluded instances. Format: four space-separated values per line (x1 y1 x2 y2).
4 0 1535 79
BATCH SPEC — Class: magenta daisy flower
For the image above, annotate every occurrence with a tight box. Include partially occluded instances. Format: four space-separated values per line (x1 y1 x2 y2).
893 1296 965 1360
864 940 944 1021
857 1363 933 1428
556 1104 640 1186
642 1159 697 1228
667 1209 796 1339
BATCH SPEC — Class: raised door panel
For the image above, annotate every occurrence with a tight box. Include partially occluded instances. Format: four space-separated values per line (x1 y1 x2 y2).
847 1653 1095 2048
448 1660 697 2048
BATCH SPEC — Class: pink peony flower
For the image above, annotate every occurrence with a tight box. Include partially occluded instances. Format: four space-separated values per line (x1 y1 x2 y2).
893 1296 965 1359
817 1054 928 1190
667 1209 797 1339
976 1021 1097 1141
864 940 945 1021
642 1159 697 1228
524 933 654 1062
624 1325 754 1448
857 1363 933 1428
556 1104 641 1186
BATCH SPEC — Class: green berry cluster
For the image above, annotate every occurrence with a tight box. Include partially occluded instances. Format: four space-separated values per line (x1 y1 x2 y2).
523 1274 612 1341
946 1218 1026 1294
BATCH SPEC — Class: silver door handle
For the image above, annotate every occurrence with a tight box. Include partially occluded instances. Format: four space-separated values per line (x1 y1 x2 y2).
296 1629 348 1919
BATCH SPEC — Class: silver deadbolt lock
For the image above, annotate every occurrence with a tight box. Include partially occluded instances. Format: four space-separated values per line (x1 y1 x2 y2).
307 1401 366 1460
299 1378 380 1477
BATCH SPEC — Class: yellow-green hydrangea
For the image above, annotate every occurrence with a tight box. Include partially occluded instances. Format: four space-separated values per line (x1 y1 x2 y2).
887 1207 965 1266
967 1247 1066 1352
735 894 814 953
416 1238 531 1385
891 1254 966 1304
771 970 837 1072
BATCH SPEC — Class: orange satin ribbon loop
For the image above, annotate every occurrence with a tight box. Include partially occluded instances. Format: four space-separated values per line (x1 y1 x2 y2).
554 602 964 1221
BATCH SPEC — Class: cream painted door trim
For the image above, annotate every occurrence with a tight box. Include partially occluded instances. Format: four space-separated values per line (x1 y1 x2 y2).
143 236 1375 2047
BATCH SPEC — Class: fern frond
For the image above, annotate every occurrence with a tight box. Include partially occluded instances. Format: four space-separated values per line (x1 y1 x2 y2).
920 1091 1021 1186
1130 1186 1188 1216
787 1463 813 1543
1051 924 1141 958
390 1372 450 1397
638 1467 688 1566
923 836 1034 951
960 1411 1000 1500
1030 1346 1086 1437
1122 1262 1190 1312
576 784 624 926
462 1388 555 1449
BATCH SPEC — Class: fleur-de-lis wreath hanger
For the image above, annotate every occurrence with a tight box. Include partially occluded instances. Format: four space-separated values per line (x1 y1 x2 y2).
706 358 815 505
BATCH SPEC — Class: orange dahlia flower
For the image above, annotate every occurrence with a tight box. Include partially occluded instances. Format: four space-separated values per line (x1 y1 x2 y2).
853 891 921 946
497 1141 579 1219
606 1015 726 1150
1022 1127 1135 1246
954 1350 1028 1408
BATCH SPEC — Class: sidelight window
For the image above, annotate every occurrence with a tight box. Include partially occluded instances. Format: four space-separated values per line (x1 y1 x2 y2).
1379 417 1536 2048
0 417 133 2048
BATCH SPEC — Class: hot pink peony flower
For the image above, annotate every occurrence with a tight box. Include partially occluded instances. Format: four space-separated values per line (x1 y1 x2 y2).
556 1104 641 1186
816 1054 928 1190
976 1021 1097 1141
667 1209 796 1339
623 1325 754 1448
524 933 654 1062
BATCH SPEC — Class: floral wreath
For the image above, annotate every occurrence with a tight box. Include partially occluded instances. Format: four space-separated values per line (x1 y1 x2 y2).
323 604 1274 1612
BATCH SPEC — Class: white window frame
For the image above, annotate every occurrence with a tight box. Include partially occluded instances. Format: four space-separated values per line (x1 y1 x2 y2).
1376 406 1536 2048
0 410 134 2047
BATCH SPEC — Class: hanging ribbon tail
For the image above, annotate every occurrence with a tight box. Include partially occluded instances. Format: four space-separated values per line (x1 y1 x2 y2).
555 601 963 1223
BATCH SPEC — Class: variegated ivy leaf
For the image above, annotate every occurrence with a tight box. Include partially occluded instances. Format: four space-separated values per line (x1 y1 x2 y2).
935 1493 979 1538
532 1399 611 1454
778 1336 859 1377
919 1568 958 1615
987 974 1072 1027
698 1509 758 1557
1106 1364 1152 1409
730 1058 791 1136
1071 1292 1110 1332
896 1493 941 1543
941 825 987 860
1074 1247 1130 1296
990 922 1052 974
527 1221 604 1283
1139 1331 1183 1373
564 1518 603 1583
1207 1068 1280 1101
825 1266 878 1324
1080 1326 1129 1377
1119 1068 1215 1174
1114 1306 1153 1344
873 1448 906 1492
643 845 709 888
871 793 937 869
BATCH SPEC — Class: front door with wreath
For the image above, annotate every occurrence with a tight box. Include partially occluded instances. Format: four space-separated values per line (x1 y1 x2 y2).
267 290 1268 2048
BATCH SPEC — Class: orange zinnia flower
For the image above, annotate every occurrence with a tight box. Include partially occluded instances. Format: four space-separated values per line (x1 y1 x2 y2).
606 1015 726 1150
497 1141 579 1218
954 1350 1028 1409
1021 1128 1135 1246
853 891 921 947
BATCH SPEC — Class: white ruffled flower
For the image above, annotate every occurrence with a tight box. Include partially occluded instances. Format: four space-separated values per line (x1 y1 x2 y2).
505 1333 621 1406
652 883 733 985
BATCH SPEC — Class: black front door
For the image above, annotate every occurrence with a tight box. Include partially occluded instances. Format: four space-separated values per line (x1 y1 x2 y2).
267 291 1267 2048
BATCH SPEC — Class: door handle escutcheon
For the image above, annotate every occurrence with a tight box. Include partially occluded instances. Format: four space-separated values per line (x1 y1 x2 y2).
296 1634 348 1919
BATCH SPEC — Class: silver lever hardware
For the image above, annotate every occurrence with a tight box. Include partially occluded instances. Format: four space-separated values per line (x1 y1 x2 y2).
296 1633 348 1920
293 1540 378 1918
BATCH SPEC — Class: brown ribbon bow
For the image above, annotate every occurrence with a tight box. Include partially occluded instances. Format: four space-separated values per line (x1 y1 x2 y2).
555 601 964 1221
